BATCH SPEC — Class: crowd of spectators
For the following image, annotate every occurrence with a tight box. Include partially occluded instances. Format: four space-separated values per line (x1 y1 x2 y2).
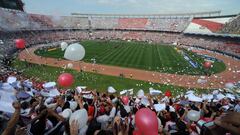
76 17 191 32
1 7 240 34
91 18 119 30
0 71 240 135
0 8 36 31
0 8 191 32
0 7 89 31
145 17 190 32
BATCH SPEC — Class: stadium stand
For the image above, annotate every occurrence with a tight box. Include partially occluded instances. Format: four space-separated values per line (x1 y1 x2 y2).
0 8 33 31
146 17 191 32
0 7 240 62
54 16 89 29
184 16 235 34
1 6 240 135
192 19 224 32
220 15 240 34
91 17 191 32
28 14 54 28
91 17 118 29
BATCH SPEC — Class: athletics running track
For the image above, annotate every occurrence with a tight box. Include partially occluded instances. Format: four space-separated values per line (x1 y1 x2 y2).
18 45 240 89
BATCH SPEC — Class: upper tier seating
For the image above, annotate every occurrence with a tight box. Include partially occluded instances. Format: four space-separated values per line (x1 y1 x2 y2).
117 18 148 30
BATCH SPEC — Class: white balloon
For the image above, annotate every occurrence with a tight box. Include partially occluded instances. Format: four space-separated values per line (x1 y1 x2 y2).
187 110 200 121
64 43 85 61
69 109 88 130
67 63 73 68
225 82 234 89
60 42 68 51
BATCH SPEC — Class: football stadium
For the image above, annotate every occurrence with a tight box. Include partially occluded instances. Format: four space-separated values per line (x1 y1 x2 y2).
0 0 240 135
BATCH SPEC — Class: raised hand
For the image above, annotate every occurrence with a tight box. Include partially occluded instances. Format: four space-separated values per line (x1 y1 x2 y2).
12 101 21 110
15 126 27 135
70 120 79 135
214 112 240 135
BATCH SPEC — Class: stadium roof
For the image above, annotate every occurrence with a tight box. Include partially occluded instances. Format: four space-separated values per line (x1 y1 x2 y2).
71 11 221 18
184 32 240 38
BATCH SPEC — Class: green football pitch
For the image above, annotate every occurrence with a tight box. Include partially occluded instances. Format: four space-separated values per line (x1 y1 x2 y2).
35 40 226 75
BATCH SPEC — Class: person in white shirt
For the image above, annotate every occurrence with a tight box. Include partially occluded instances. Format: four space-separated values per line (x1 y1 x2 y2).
97 102 116 129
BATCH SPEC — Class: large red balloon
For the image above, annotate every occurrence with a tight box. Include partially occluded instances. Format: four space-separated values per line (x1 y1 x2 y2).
57 73 74 87
165 90 172 97
15 39 26 49
203 61 212 69
133 130 141 135
135 108 158 135
144 131 158 135
121 96 129 105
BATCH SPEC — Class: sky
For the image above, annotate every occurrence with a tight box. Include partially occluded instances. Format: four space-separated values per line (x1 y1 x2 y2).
22 0 240 16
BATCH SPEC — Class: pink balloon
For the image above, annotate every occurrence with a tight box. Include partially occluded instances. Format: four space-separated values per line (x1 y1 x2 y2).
15 39 26 49
121 96 129 105
203 61 212 69
135 108 158 135
57 73 74 87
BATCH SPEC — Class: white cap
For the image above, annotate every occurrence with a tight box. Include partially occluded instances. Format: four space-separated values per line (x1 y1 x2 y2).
108 86 116 94
120 90 127 95
186 90 195 95
43 82 56 89
187 94 203 102
41 82 60 97
40 88 60 97
149 88 162 95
